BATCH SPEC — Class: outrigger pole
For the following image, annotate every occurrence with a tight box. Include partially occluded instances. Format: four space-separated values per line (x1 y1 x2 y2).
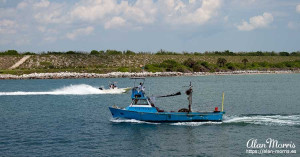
156 92 181 98
222 92 225 112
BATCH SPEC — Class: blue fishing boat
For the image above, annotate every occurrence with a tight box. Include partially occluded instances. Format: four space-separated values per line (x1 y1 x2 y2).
109 78 225 122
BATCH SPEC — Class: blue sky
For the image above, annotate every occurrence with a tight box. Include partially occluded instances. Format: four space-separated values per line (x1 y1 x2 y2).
0 0 300 53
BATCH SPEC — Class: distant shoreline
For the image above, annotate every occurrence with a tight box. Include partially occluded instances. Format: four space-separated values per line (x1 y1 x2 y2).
0 70 299 80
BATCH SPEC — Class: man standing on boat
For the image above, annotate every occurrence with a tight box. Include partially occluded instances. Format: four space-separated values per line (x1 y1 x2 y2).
138 82 145 93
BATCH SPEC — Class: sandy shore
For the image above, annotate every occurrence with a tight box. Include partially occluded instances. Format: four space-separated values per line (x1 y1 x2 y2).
0 70 299 80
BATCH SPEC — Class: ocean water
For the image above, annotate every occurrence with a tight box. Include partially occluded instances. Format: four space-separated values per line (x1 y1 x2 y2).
0 74 299 156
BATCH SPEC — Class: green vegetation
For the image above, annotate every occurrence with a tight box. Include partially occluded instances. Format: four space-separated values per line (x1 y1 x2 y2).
0 50 19 55
117 67 129 72
124 50 135 55
145 58 300 73
217 58 227 67
1 49 300 75
106 49 122 55
156 49 180 55
2 49 300 56
242 58 249 67
90 50 100 55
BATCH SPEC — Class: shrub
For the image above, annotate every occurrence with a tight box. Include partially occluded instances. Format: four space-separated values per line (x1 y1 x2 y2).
156 49 180 55
23 52 36 55
226 62 238 70
273 63 285 68
46 51 64 55
66 51 76 54
291 52 300 56
200 61 209 68
145 64 160 72
258 61 269 67
117 67 129 72
283 62 296 68
0 50 19 55
183 52 190 55
217 58 227 67
124 50 135 55
160 60 180 71
279 52 290 56
193 52 202 56
251 63 259 69
183 58 196 68
192 62 206 72
90 50 99 55
106 49 122 55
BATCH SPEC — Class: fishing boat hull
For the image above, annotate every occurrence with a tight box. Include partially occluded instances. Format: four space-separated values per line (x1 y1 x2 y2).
109 107 225 122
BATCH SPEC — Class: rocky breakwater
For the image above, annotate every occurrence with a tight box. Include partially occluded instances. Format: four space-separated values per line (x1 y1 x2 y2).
191 70 297 76
0 72 184 79
0 70 298 80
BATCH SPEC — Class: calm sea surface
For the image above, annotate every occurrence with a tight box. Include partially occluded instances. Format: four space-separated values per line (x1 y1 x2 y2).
0 74 299 156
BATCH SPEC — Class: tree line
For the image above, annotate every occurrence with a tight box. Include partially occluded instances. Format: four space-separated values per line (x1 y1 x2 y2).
1 49 300 56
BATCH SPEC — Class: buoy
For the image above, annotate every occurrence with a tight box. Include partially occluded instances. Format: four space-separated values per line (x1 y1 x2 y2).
215 107 219 111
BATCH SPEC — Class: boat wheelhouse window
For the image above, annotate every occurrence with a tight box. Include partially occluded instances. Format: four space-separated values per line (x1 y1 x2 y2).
132 99 149 105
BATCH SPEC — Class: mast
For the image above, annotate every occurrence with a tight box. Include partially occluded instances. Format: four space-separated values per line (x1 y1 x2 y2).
186 82 193 112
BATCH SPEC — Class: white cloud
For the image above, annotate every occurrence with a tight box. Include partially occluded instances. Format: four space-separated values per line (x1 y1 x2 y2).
237 12 273 31
69 0 220 29
71 0 118 21
224 16 229 22
44 36 57 42
231 0 257 6
0 19 17 34
0 0 214 35
66 26 94 40
189 0 196 4
37 26 46 32
104 17 126 29
70 0 157 26
16 37 31 46
296 4 300 13
17 1 28 9
33 0 50 9
37 26 57 34
34 2 70 24
0 8 17 19
189 0 221 24
122 0 157 24
160 0 222 25
288 21 300 30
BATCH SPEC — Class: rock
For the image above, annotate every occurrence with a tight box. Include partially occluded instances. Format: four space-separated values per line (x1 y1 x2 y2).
0 70 299 80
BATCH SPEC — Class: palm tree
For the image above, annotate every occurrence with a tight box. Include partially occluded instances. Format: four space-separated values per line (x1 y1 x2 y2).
217 58 227 67
242 58 248 67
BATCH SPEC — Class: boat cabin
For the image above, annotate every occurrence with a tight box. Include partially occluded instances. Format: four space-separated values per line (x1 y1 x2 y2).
125 77 165 113
125 97 159 113
130 98 152 107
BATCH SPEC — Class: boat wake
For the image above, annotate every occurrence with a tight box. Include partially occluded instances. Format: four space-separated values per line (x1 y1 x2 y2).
110 118 160 125
223 114 300 126
110 114 300 127
0 84 129 95
171 122 222 126
171 114 300 126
